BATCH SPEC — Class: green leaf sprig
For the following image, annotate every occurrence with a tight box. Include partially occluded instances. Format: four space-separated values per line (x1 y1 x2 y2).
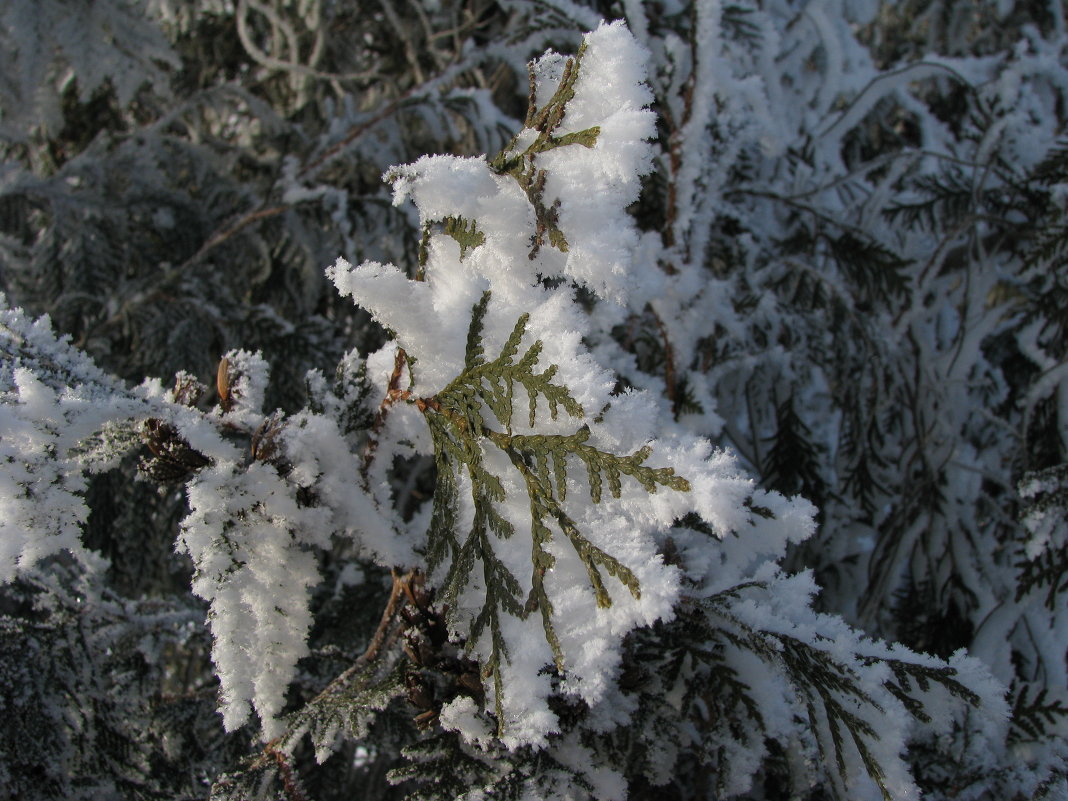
415 291 689 732
489 43 601 259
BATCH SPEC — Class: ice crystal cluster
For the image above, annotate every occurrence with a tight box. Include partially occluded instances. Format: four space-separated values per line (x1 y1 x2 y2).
1 1 1066 800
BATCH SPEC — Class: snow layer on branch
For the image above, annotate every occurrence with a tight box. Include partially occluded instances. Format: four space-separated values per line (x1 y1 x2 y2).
536 21 657 303
327 21 822 748
176 402 414 736
282 409 416 568
330 21 659 392
0 0 179 141
0 302 156 581
0 302 375 738
179 459 324 738
217 349 270 425
0 369 97 582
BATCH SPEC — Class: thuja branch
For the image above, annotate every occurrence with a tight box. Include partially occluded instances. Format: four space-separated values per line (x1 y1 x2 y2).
296 568 412 713
273 569 424 755
488 43 600 259
405 293 690 729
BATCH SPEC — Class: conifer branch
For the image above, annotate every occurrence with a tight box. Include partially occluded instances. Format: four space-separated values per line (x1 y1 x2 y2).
1009 686 1068 743
489 44 600 259
413 292 690 724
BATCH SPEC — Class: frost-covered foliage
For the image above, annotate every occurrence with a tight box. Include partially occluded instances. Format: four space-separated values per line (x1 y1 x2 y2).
1 1 1067 800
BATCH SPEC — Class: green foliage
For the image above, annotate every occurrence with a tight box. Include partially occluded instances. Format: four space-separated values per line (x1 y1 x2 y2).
883 168 978 231
391 729 602 801
489 43 600 259
388 731 495 801
1016 465 1068 609
700 587 888 798
891 579 974 660
1010 686 1068 745
618 580 984 801
1029 139 1068 185
0 578 230 801
421 291 688 731
282 659 408 759
763 394 827 513
442 217 487 262
330 355 377 436
777 223 910 306
3 2 1065 799
1022 141 1068 364
1016 543 1068 609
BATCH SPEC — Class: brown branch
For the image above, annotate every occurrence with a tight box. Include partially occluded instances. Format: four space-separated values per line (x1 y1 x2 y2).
256 568 419 774
367 568 414 662
361 347 411 482
191 205 289 268
295 567 415 710
154 96 409 280
663 100 683 251
247 572 415 798
650 304 680 418
299 98 409 179
264 742 310 801
129 100 406 300
78 203 290 347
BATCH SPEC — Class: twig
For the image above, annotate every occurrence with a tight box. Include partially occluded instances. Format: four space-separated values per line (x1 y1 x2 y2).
264 742 310 801
236 0 377 84
298 568 414 708
649 304 680 418
249 570 419 798
299 98 410 179
189 205 289 270
662 1 699 256
361 347 410 483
